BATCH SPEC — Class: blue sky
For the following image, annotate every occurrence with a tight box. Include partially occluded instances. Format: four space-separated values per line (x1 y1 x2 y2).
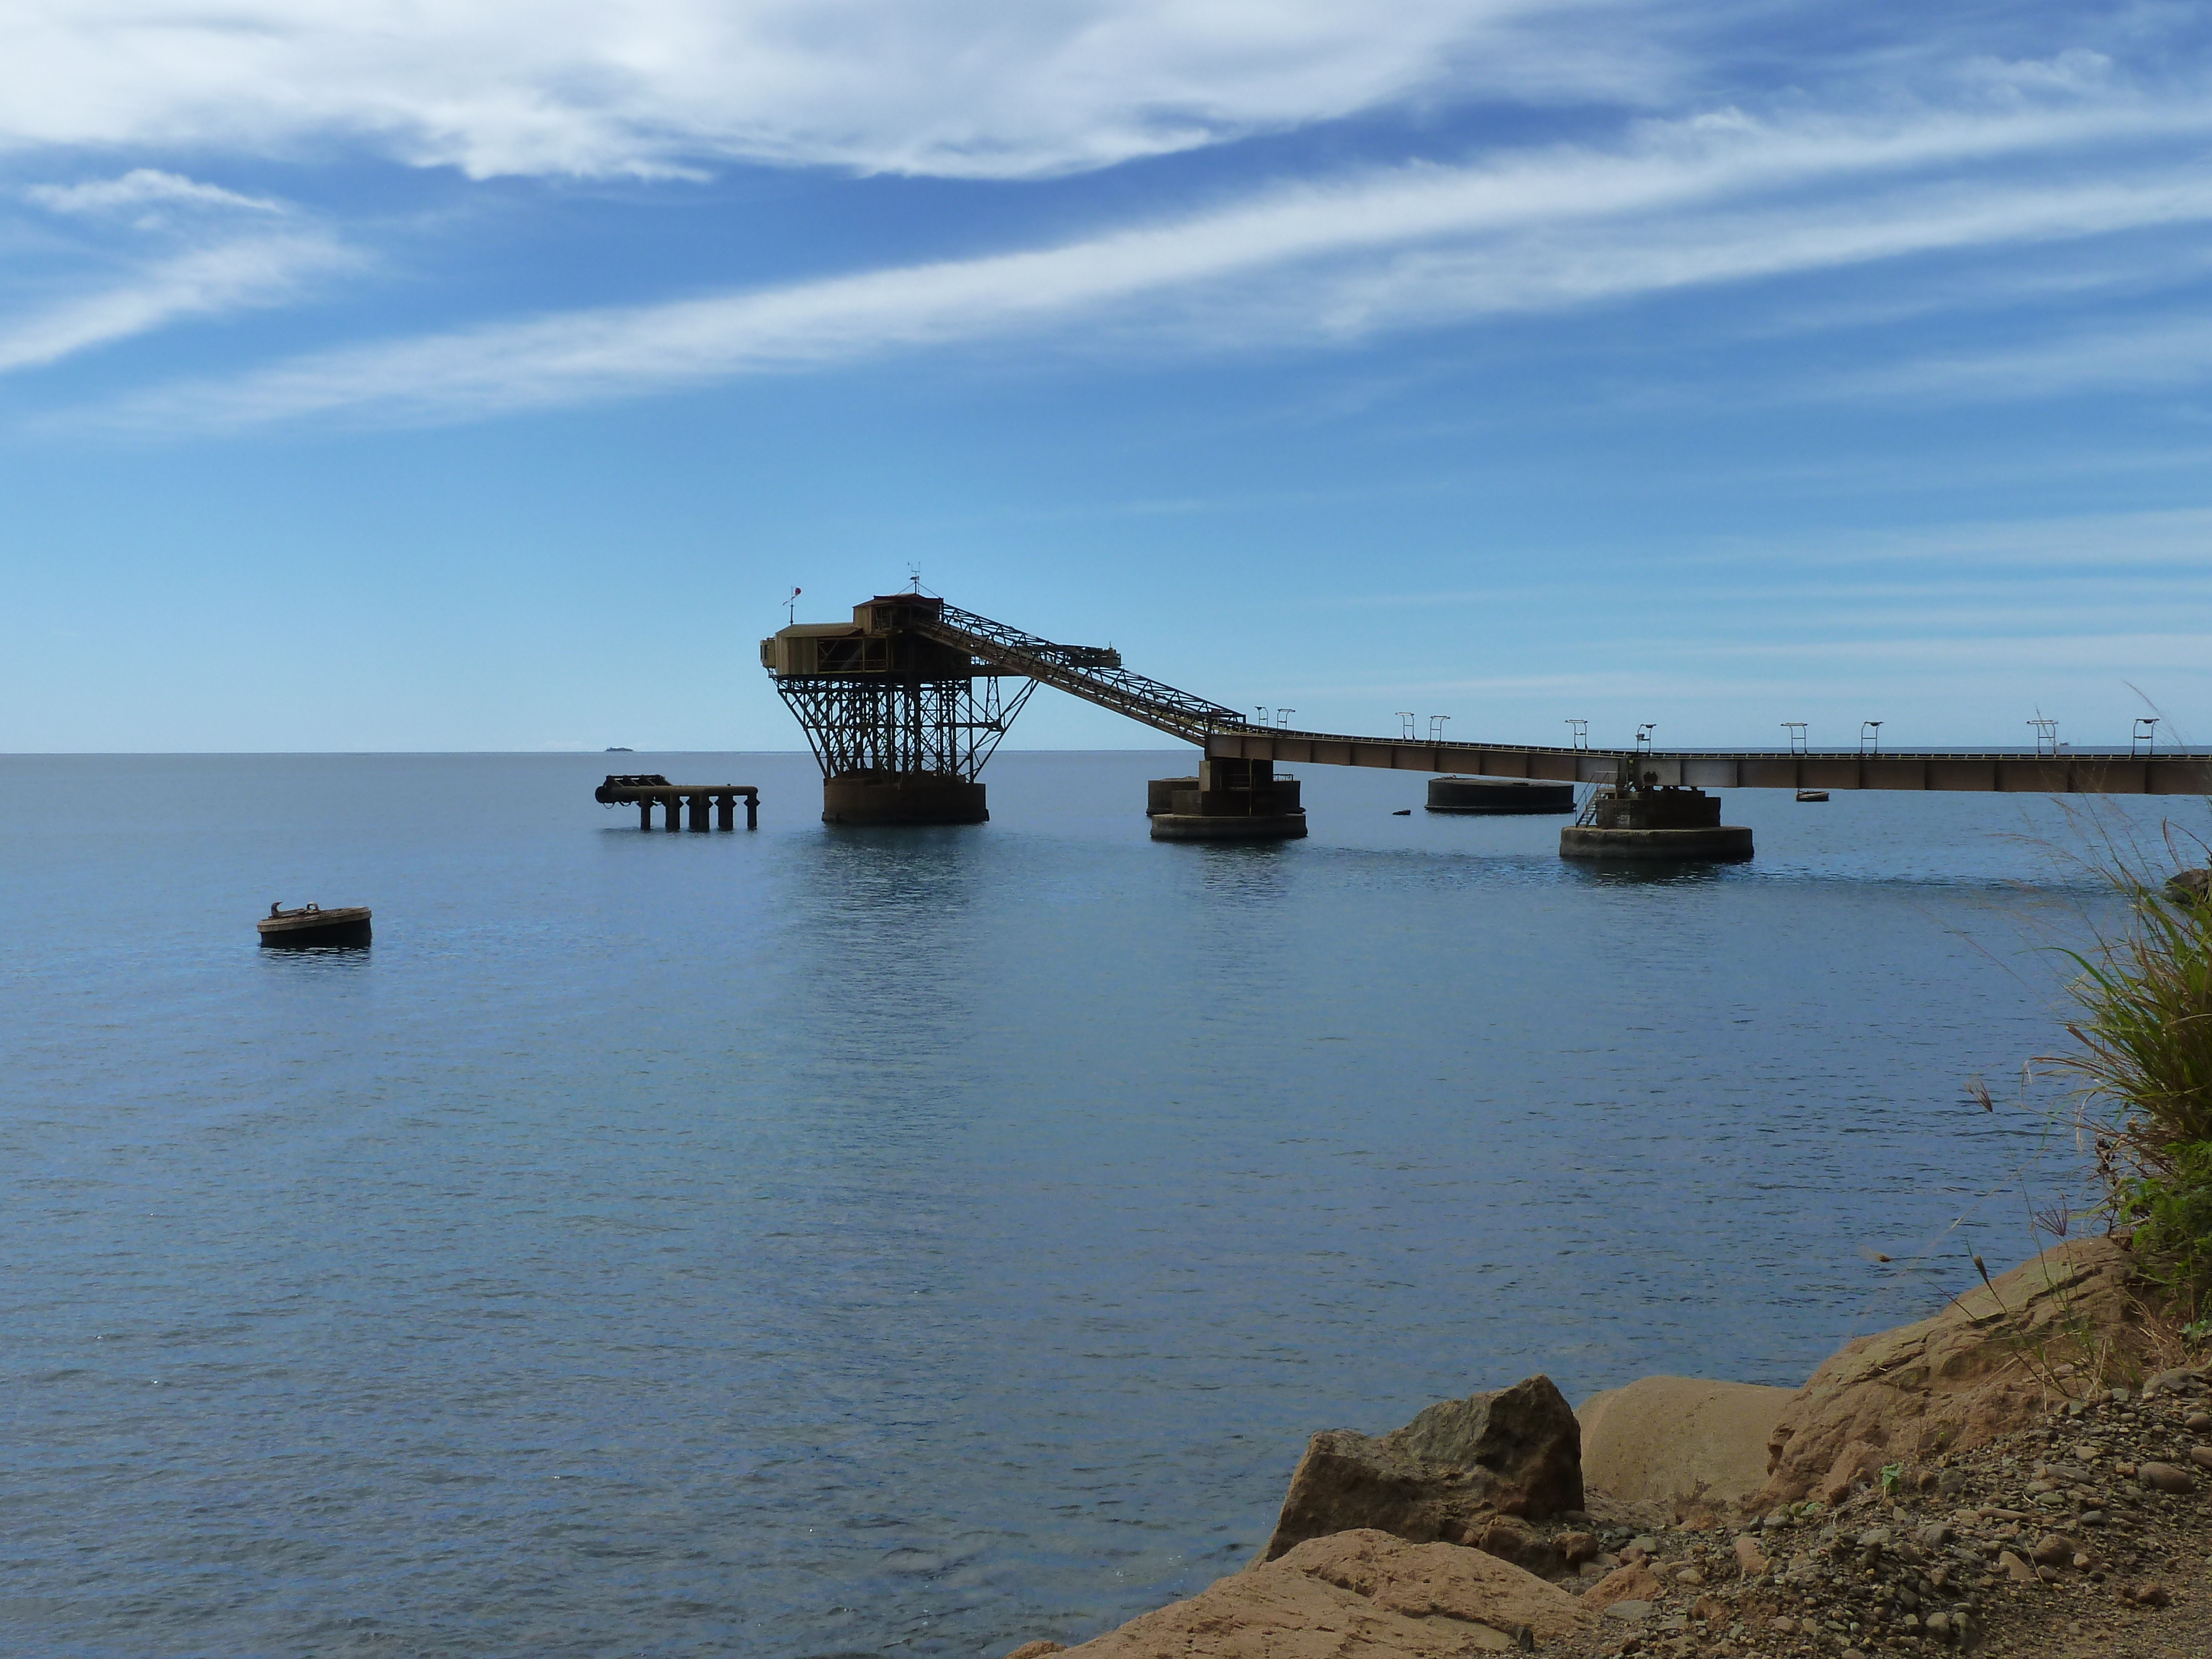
3 0 2209 753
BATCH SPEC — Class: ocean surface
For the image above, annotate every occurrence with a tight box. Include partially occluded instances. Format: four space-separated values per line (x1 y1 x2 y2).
1 750 2190 1658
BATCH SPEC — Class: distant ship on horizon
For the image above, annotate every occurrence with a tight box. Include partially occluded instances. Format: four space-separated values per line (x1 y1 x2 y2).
605 746 633 752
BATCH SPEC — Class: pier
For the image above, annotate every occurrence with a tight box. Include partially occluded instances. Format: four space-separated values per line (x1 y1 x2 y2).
594 774 760 831
763 593 2209 849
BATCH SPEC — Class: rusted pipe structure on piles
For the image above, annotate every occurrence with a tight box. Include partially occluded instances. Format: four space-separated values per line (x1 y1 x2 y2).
595 774 759 831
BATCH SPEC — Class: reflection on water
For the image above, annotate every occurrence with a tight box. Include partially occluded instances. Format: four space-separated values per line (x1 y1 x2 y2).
0 750 2194 1659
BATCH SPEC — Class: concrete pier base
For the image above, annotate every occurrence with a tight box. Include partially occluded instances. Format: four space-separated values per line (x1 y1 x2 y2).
822 773 988 825
1146 776 1201 816
1561 781 1751 861
1427 776 1576 815
1559 825 1754 861
1151 810 1308 841
1147 759 1305 842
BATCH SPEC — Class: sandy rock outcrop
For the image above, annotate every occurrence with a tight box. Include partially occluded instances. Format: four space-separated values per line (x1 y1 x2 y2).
1579 1562 1663 1612
1057 1528 1597 1656
1255 1376 1584 1563
1754 1235 2141 1507
1576 1376 1793 1509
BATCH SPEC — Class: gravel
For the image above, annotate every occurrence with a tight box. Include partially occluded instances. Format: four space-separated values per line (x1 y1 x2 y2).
1543 1366 2212 1658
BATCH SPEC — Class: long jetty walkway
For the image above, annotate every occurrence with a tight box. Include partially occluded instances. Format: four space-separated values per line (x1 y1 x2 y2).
1202 731 2210 795
893 601 2209 796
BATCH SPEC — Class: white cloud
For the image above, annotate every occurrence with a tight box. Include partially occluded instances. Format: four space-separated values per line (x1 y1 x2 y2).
98 92 2212 428
0 0 1667 181
27 169 285 217
1836 312 2212 403
0 234 350 373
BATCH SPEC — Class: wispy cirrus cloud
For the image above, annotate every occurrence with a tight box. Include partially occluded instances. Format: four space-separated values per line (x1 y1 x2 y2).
1833 311 2212 404
0 0 1673 181
0 168 355 373
27 168 286 217
0 234 350 374
92 85 2212 429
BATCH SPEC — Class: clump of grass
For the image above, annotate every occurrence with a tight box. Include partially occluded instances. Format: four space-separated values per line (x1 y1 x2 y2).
2043 843 2212 1298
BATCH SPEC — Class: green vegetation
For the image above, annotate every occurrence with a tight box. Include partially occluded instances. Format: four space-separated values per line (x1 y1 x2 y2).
2048 863 2212 1304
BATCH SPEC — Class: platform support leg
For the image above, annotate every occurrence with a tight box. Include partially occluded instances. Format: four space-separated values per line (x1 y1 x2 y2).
716 792 734 831
688 792 709 831
639 800 653 831
664 796 681 831
745 794 758 830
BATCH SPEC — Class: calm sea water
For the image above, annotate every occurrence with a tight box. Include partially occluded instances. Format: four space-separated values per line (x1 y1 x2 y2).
0 752 2187 1658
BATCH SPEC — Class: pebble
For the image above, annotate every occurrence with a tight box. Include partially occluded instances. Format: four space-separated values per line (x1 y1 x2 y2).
2140 1462 2197 1494
2030 1533 2073 1566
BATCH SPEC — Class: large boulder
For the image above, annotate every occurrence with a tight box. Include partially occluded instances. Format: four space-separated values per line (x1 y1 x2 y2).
1058 1528 1597 1656
1577 1376 1795 1509
1255 1376 1583 1564
1755 1237 2141 1507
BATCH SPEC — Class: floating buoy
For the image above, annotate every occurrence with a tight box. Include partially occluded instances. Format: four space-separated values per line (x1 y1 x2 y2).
1796 789 1829 802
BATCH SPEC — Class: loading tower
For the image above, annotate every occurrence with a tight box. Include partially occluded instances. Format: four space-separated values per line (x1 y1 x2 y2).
762 592 1251 823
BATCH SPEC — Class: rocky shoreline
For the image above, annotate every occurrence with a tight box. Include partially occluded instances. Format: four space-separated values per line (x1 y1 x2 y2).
998 1235 2212 1658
